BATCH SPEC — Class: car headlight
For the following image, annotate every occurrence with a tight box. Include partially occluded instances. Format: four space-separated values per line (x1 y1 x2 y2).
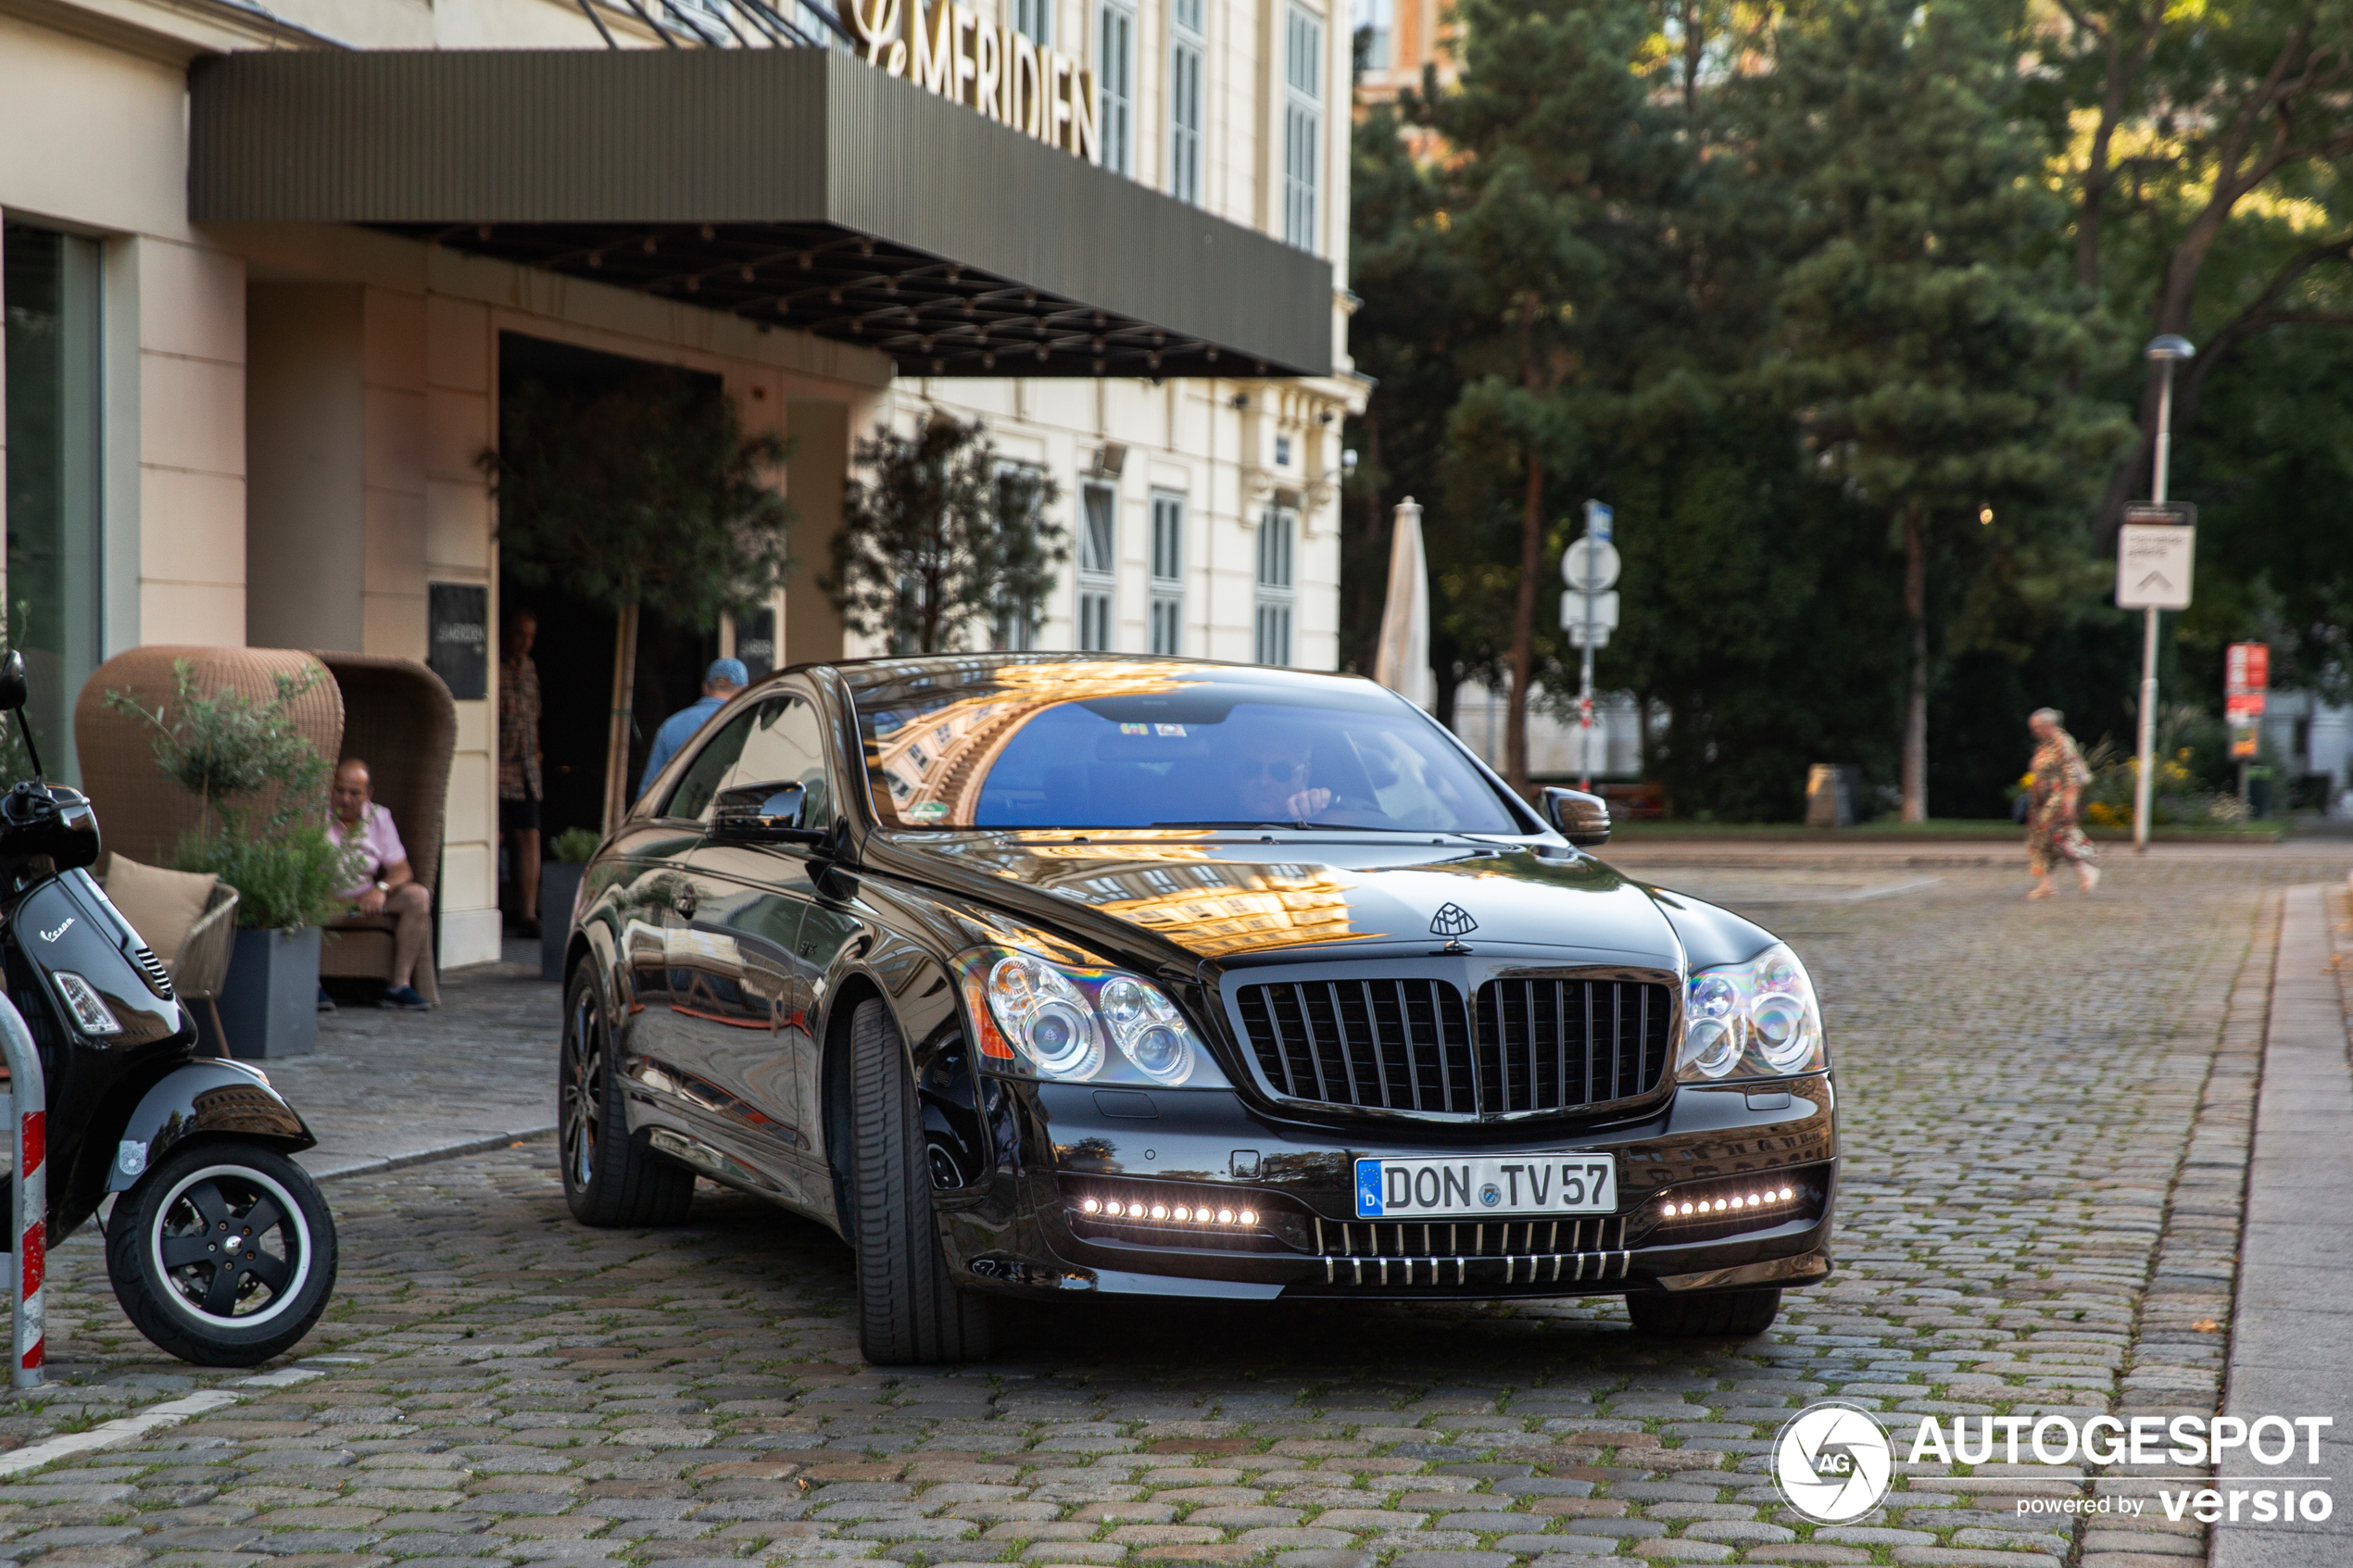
1676 943 1825 1083
957 949 1232 1088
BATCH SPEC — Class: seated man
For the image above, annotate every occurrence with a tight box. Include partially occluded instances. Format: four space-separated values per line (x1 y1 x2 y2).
638 658 749 798
328 758 433 1010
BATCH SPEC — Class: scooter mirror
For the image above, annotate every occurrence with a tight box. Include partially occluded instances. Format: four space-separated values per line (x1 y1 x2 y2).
0 654 25 713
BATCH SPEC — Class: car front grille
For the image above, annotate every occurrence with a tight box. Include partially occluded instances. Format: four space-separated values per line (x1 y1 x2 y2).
1234 974 1673 1119
1315 1214 1631 1286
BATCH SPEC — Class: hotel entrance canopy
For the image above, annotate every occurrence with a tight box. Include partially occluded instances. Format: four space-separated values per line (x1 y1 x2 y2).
189 48 1332 379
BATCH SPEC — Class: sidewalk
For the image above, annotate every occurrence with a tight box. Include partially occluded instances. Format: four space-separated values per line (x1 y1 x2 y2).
278 938 558 1178
2210 881 2353 1566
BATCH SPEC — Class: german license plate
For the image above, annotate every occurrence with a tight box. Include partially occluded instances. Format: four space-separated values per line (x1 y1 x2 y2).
1354 1154 1616 1220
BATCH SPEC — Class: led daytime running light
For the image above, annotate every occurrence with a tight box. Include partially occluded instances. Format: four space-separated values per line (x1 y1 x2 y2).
1659 1184 1796 1218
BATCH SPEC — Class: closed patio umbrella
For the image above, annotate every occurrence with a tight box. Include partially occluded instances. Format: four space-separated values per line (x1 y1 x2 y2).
1373 497 1433 710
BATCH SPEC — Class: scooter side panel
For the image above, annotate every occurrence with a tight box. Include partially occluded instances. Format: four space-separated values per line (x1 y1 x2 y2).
108 1060 316 1192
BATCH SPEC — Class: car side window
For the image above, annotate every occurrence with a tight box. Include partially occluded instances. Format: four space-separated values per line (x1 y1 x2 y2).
714 695 836 834
662 709 758 822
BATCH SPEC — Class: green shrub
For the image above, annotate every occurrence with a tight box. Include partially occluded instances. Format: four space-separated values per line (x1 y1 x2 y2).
171 824 359 933
548 827 603 864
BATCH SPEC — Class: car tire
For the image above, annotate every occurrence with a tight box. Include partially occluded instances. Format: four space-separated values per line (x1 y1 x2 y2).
849 996 992 1365
560 966 695 1228
1627 1286 1781 1338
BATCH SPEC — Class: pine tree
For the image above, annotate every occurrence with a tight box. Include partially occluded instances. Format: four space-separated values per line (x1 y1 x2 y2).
1745 0 2128 818
1418 0 1677 793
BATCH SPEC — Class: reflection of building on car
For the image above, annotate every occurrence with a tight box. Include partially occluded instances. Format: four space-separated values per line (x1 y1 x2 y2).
556 655 1839 1364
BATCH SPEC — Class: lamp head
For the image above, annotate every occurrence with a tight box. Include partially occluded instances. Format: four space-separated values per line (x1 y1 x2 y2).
2145 334 2196 362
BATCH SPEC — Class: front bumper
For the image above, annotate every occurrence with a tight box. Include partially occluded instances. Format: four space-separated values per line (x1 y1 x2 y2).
937 1073 1837 1302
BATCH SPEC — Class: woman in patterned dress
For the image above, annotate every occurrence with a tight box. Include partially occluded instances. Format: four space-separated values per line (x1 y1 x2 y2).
2025 708 2099 899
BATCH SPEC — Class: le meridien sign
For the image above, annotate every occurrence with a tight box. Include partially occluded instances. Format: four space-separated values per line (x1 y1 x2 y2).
838 0 1103 162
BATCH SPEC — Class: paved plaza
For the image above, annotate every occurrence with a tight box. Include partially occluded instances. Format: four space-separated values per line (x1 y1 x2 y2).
0 847 2347 1568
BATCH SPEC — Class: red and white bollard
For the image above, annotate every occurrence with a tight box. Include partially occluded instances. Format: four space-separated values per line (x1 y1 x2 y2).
0 996 45 1386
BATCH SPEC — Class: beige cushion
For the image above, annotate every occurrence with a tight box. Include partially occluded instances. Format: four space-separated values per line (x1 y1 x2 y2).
101 854 220 964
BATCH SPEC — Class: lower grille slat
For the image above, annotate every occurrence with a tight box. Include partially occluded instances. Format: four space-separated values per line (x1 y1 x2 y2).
1315 1213 1630 1286
1238 972 1673 1117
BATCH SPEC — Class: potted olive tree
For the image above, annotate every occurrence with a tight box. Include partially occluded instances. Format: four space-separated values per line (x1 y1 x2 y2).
537 826 601 981
481 370 794 835
107 661 359 1058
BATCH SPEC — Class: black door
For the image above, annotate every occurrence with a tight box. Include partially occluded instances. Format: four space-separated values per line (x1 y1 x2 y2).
681 689 840 1211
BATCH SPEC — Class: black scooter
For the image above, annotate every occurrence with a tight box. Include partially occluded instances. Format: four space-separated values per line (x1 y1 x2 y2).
0 652 337 1366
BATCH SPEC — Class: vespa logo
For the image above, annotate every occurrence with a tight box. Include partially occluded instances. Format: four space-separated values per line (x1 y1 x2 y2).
38 917 73 944
1428 903 1478 939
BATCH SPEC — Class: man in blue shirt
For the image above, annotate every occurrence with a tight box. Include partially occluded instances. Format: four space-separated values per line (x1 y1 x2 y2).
639 658 749 798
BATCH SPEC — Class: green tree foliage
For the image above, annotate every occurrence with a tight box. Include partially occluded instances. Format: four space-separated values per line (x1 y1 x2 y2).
481 371 794 628
1415 0 1684 789
1346 0 2353 820
1747 0 2129 817
827 411 1067 655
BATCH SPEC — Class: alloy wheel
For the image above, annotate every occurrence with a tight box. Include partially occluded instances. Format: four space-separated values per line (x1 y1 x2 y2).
562 986 603 1189
148 1164 314 1328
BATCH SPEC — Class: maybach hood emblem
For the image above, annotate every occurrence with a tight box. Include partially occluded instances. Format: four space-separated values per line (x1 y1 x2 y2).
1428 903 1478 938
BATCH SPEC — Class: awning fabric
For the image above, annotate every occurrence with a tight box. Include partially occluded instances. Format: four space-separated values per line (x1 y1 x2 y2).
189 47 1332 378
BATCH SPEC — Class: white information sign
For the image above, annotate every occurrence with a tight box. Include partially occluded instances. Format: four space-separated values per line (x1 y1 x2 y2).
2117 523 2196 610
1560 590 1619 633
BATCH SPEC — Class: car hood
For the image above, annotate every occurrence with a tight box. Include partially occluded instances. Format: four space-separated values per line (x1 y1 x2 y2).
879 831 1692 972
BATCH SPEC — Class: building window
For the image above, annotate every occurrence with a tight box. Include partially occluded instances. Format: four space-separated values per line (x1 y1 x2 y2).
1149 492 1184 656
1352 0 1390 74
1077 482 1117 652
1099 0 1136 177
1169 0 1205 205
3 220 104 785
993 463 1049 649
1255 505 1295 667
1283 6 1325 251
1014 0 1052 45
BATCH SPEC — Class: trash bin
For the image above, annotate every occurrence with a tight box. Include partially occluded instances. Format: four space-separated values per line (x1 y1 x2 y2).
1806 765 1858 828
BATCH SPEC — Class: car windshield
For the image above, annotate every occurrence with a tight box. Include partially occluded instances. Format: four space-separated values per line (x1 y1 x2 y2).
846 659 1521 834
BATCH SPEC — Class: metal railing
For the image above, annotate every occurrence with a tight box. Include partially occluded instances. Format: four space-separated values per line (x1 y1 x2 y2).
574 0 850 50
0 997 45 1388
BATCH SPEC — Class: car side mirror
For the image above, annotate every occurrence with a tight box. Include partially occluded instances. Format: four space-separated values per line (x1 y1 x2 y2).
0 654 26 712
1540 785 1611 847
709 782 828 846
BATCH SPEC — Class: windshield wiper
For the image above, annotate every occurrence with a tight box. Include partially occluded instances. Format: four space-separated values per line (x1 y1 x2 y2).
1148 820 1305 830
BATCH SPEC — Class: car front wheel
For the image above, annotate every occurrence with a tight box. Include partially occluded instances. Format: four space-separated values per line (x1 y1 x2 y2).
560 967 694 1227
848 997 991 1365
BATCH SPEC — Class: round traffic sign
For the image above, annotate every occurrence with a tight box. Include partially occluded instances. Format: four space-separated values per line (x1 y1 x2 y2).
1561 536 1621 592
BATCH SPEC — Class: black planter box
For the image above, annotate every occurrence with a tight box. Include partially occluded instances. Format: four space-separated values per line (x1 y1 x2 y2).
197 925 321 1060
540 861 585 982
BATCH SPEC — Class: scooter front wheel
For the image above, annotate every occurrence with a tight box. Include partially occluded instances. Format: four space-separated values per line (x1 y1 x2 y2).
106 1140 338 1366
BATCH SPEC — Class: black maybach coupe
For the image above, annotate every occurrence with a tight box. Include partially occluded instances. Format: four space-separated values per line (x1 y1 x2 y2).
557 654 1837 1363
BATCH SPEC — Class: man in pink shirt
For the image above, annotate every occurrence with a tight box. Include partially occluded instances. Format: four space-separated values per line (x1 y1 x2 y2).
329 759 433 1010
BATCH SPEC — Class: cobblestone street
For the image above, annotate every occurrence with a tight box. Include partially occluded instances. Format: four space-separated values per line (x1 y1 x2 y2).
3 853 2348 1568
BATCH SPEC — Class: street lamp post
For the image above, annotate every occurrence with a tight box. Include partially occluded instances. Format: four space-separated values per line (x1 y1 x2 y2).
2134 333 2196 853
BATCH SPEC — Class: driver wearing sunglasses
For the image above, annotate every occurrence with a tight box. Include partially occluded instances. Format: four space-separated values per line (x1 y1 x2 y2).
1233 731 1332 822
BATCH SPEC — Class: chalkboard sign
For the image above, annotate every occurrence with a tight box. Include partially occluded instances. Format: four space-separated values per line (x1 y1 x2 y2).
736 607 777 679
427 583 490 699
